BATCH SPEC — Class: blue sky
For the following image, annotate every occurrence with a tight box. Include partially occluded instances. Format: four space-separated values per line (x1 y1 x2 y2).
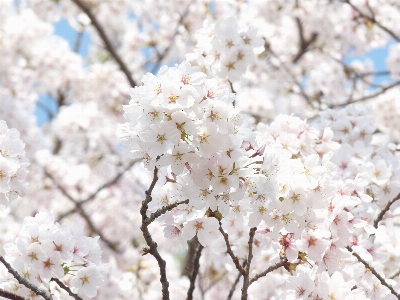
35 19 90 126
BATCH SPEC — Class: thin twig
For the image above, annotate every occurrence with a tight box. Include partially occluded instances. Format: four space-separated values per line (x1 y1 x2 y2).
70 0 138 87
330 80 400 108
390 268 400 280
228 80 236 107
57 160 137 221
343 0 400 42
186 239 203 300
74 30 84 53
140 167 170 300
51 278 82 300
346 246 400 299
44 170 121 252
227 260 247 300
0 256 52 300
241 227 256 300
150 2 192 74
145 199 189 226
219 224 245 276
267 47 315 108
36 100 55 121
374 192 400 228
249 257 288 285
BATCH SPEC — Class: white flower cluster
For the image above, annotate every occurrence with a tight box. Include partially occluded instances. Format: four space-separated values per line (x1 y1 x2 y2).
119 61 256 245
0 120 29 205
119 62 373 278
1 211 108 299
187 18 264 81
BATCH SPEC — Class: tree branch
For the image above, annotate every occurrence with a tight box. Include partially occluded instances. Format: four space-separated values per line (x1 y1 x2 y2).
0 288 26 300
51 278 82 300
343 0 400 42
292 17 318 63
0 256 52 300
140 167 170 300
70 0 138 87
249 257 288 285
57 160 138 221
330 80 400 108
186 237 203 300
227 260 247 300
219 224 245 276
145 199 189 226
241 227 256 300
267 46 315 108
346 246 400 298
150 2 192 74
44 170 121 252
390 268 400 280
374 192 400 228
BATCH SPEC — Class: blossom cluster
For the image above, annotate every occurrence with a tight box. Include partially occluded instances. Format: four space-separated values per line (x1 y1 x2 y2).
187 18 264 81
119 60 255 245
0 211 108 299
2 0 400 299
0 120 29 205
120 58 400 298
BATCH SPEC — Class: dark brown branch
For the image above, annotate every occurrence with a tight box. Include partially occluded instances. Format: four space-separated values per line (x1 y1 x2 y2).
140 167 170 300
343 0 400 42
219 224 245 276
70 0 138 87
182 237 199 277
241 227 256 300
186 238 203 300
227 260 247 300
292 17 318 63
374 192 400 228
249 257 288 285
0 257 52 300
0 288 26 300
145 199 189 226
51 278 82 300
346 246 400 298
